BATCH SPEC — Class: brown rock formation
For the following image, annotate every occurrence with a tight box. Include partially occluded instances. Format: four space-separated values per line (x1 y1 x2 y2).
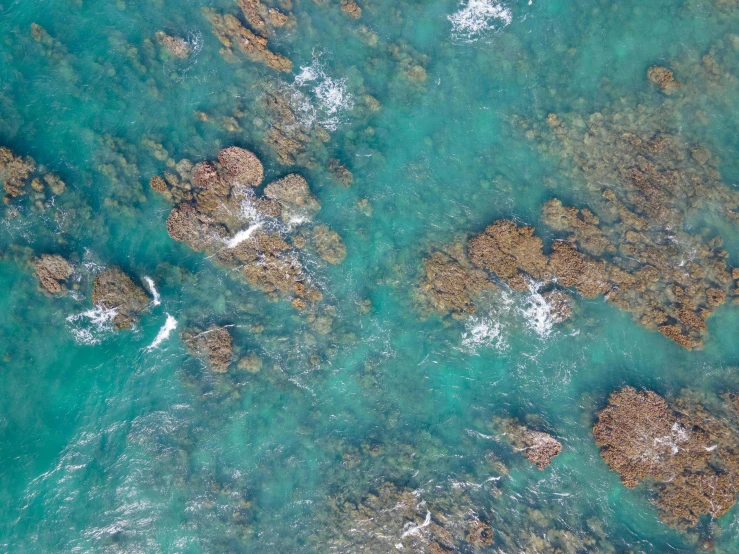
593 386 739 529
155 31 192 59
1 147 36 199
203 7 292 72
151 147 341 306
92 267 150 330
183 325 234 373
495 417 562 470
31 254 73 294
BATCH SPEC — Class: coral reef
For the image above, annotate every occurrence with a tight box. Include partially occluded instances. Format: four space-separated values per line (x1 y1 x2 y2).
494 417 562 470
151 147 341 307
91 267 150 330
593 386 739 530
182 325 234 373
31 254 74 294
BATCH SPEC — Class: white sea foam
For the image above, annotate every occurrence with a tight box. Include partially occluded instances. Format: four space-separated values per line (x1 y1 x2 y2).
226 222 264 248
143 276 161 306
401 510 432 538
147 314 178 350
448 0 512 42
461 315 508 352
66 305 118 345
517 281 557 338
294 52 354 131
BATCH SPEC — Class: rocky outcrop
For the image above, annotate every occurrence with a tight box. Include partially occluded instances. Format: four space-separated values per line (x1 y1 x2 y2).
31 254 74 294
151 147 342 307
183 325 234 373
0 147 36 199
495 417 562 470
92 267 150 329
593 386 739 530
419 243 494 317
155 31 192 59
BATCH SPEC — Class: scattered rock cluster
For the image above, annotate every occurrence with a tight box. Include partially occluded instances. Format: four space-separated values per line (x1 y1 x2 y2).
494 417 562 470
182 325 235 373
203 0 292 72
593 386 739 530
91 266 151 330
319 481 494 552
31 254 74 294
151 146 344 308
1 146 66 204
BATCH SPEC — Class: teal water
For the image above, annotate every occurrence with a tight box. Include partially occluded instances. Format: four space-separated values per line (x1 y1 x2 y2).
2 0 739 551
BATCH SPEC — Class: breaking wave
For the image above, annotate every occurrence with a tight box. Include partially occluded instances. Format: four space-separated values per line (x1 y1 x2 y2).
294 52 354 131
66 305 118 345
147 314 178 350
448 0 512 42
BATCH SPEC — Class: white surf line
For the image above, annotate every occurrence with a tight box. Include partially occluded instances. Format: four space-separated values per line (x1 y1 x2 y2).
143 276 161 306
401 511 432 538
226 221 264 249
147 314 178 350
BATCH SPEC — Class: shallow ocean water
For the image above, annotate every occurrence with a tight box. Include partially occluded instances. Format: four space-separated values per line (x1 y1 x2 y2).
1 0 739 552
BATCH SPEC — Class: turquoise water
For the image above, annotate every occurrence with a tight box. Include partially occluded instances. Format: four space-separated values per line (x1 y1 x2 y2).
2 0 739 551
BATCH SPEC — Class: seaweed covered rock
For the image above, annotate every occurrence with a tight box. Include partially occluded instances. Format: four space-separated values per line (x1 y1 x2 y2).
202 7 292 72
495 417 562 470
155 31 192 58
151 147 341 307
593 386 739 529
92 267 150 330
419 243 494 317
31 254 73 294
319 481 493 552
183 325 234 373
467 220 550 291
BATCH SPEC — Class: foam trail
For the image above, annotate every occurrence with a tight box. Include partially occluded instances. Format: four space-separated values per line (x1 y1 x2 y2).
227 222 263 248
147 314 178 350
143 276 161 306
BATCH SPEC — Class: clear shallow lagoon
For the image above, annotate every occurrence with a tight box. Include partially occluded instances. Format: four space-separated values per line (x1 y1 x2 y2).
2 0 739 551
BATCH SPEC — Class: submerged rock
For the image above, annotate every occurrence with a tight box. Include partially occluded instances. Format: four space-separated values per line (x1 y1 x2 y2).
319 481 493 552
91 267 150 330
340 0 362 19
593 386 739 530
495 417 562 470
264 174 321 222
647 65 681 94
311 224 346 264
31 254 73 294
183 325 234 373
